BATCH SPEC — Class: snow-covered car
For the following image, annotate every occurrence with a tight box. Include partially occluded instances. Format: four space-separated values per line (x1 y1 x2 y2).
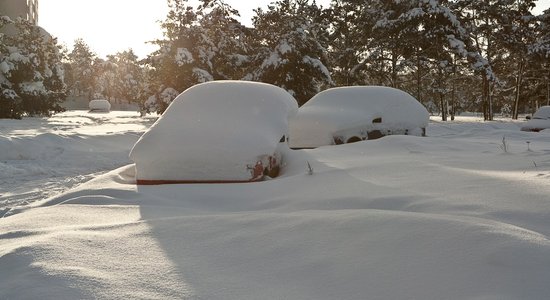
88 99 111 112
289 86 429 149
130 80 298 184
520 106 550 132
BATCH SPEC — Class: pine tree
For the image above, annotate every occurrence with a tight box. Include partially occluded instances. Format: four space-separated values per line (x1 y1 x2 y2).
453 0 523 120
247 0 333 105
67 39 96 100
195 0 249 80
501 0 537 119
368 0 420 88
112 49 143 105
327 0 375 86
146 0 247 113
1 17 66 118
0 16 19 118
529 8 550 107
93 56 117 100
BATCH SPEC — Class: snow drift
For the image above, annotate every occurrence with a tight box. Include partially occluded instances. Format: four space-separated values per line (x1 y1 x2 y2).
2 111 550 300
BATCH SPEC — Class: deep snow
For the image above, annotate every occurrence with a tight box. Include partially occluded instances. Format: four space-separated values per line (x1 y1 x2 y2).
0 111 156 214
131 81 298 182
1 111 550 300
289 86 429 148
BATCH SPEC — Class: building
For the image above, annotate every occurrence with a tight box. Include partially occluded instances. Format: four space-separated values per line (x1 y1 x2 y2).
1 0 41 36
0 0 38 24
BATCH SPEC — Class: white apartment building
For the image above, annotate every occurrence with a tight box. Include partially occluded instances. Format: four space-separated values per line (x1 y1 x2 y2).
0 0 39 24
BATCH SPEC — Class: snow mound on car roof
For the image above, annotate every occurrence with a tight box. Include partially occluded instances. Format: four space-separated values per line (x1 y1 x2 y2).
130 81 298 182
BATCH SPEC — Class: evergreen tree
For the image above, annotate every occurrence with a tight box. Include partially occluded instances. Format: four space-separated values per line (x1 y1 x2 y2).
146 0 197 113
453 0 527 120
528 7 550 109
367 0 490 120
0 16 19 118
112 49 143 105
0 17 66 118
146 0 247 113
245 0 334 105
327 0 375 86
247 0 333 105
195 0 249 80
368 0 420 88
93 56 117 100
67 39 96 99
503 0 537 119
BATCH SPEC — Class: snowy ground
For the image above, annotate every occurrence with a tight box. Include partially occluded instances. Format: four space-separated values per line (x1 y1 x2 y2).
0 111 156 214
1 111 550 299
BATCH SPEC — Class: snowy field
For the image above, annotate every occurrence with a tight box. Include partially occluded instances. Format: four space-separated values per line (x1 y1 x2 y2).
1 110 550 299
0 111 156 214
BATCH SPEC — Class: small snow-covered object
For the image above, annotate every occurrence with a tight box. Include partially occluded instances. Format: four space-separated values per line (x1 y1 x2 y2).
89 99 111 112
521 106 550 132
289 86 429 148
130 80 298 184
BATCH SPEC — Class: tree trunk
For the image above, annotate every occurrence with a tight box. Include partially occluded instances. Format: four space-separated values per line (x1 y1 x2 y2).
416 55 422 103
482 75 494 121
440 93 448 121
391 48 398 88
451 81 455 121
512 58 525 120
483 75 489 120
450 55 456 121
488 81 493 121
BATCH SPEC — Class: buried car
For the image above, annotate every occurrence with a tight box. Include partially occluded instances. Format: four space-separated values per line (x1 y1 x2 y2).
521 106 550 132
88 99 111 112
289 86 429 148
130 80 298 184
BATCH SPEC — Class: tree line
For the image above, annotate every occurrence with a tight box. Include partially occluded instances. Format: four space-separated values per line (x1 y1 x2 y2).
2 0 550 120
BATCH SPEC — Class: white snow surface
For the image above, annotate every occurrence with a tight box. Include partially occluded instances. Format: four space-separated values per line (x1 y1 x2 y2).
289 86 429 148
0 110 156 212
2 111 550 300
130 81 298 182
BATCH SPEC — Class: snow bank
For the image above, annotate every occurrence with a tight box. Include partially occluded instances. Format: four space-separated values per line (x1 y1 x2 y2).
2 117 550 299
289 86 429 148
0 111 155 212
130 81 298 183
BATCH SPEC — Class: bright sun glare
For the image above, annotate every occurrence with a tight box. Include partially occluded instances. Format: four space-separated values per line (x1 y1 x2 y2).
39 0 549 60
39 0 168 59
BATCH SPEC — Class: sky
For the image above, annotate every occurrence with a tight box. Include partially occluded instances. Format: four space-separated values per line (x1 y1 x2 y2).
38 0 329 59
39 0 549 60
